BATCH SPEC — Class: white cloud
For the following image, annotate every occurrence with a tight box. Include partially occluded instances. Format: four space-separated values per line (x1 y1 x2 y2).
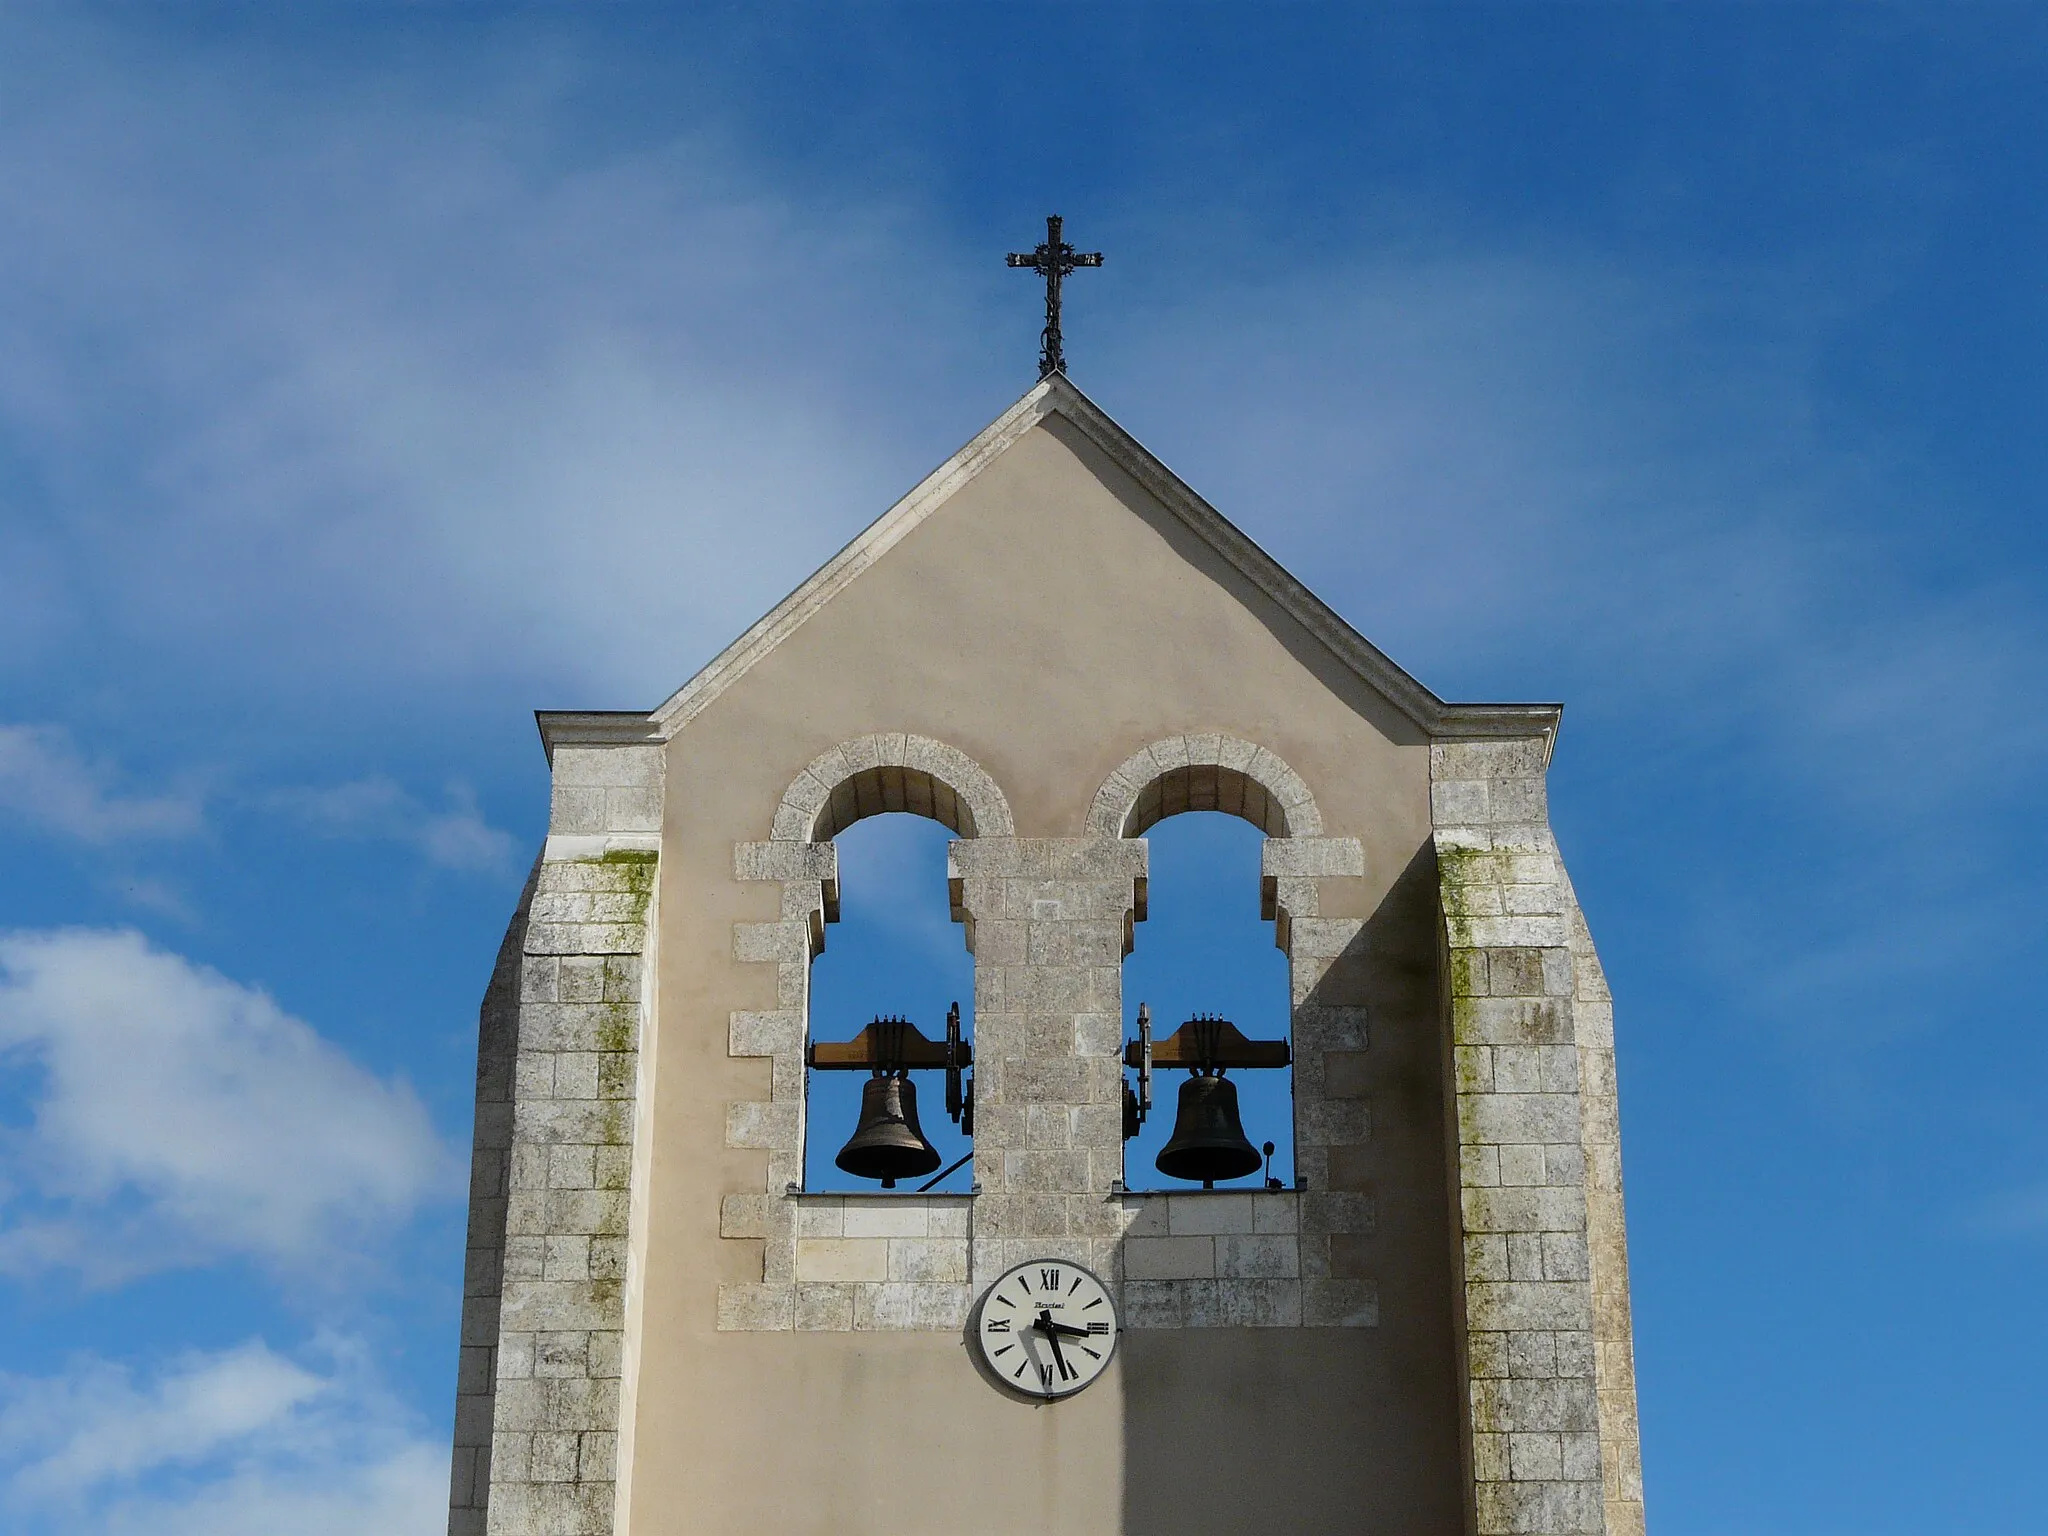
99 1445 445 1536
0 1341 443 1536
270 777 517 874
0 10 980 705
0 5 2034 1053
0 726 202 845
1 1342 323 1500
0 929 457 1282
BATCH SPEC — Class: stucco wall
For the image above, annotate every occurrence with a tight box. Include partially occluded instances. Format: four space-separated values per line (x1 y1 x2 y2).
621 418 1463 1533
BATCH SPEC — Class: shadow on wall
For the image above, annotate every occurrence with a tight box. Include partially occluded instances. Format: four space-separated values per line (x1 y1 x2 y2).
1121 840 1466 1536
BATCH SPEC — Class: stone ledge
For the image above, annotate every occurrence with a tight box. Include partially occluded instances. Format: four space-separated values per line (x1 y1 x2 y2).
716 1279 974 1333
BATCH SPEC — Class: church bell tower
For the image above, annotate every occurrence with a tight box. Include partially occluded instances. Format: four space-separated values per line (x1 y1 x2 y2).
445 237 1647 1536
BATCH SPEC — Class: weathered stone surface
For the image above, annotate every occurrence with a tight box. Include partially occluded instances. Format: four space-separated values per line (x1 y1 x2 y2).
1435 736 1643 1536
446 744 660 1536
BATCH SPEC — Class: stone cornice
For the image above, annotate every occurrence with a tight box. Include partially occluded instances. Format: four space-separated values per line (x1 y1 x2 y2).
649 381 1063 735
1042 378 1562 753
631 373 1562 755
535 710 662 764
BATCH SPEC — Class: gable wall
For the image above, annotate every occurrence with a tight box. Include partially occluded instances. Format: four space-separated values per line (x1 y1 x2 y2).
622 419 1465 1534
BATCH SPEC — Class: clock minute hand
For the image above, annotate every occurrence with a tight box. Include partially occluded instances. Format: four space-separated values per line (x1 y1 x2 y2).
1034 1311 1076 1381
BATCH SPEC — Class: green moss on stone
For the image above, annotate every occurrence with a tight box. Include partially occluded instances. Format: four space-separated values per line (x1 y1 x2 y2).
594 1003 637 1056
597 847 658 897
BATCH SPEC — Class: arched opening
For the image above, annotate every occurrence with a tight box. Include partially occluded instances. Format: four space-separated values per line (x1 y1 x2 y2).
1121 763 1294 839
803 812 975 1192
810 765 979 841
1122 811 1294 1189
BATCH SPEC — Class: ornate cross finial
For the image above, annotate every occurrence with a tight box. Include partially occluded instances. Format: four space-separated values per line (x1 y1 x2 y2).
1006 215 1103 379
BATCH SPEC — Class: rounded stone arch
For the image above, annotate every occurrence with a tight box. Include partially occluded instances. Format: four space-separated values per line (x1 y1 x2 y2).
1086 733 1325 840
770 732 1016 844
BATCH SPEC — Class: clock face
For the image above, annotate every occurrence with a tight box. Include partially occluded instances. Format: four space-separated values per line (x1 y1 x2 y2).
972 1258 1119 1399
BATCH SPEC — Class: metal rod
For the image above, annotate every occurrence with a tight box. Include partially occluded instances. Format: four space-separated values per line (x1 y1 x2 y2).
917 1150 975 1193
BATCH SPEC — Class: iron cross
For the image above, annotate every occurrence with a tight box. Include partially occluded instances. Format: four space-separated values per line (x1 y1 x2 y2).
1006 215 1103 379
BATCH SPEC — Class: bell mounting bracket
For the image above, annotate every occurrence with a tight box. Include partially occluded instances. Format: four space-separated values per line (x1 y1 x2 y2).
1122 1008 1290 1142
1124 1012 1291 1072
807 1004 973 1129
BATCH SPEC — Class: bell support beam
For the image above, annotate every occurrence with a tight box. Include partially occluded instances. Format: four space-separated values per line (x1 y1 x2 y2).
1124 1016 1290 1071
807 1018 973 1070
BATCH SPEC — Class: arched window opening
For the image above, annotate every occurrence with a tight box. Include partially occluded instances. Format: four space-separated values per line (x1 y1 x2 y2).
804 812 975 1192
1122 812 1294 1189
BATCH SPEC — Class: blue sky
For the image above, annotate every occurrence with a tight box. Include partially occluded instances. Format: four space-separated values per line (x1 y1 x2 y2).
0 4 2043 1531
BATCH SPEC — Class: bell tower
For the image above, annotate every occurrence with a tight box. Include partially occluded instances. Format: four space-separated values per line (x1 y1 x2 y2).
445 373 1647 1536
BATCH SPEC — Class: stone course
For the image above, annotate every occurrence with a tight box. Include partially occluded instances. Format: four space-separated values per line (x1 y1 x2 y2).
719 1194 976 1330
1088 732 1324 839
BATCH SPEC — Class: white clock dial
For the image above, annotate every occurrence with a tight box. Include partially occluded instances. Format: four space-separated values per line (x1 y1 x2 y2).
973 1258 1119 1399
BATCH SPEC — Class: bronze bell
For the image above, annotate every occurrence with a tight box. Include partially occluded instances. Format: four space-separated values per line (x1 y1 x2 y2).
835 1072 941 1188
1155 1071 1262 1188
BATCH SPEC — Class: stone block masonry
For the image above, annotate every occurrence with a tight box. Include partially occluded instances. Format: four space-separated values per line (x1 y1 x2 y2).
453 727 1640 1534
717 734 1379 1338
950 835 1146 1284
1434 739 1644 1536
449 743 661 1536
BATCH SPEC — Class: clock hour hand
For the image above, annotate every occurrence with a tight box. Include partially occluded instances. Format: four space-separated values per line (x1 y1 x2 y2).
1037 1317 1091 1340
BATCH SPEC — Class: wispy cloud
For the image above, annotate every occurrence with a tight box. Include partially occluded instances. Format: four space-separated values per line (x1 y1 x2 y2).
0 1340 442 1535
1097 249 2048 1036
1966 1184 2048 1237
0 929 458 1284
0 1342 324 1501
103 876 200 926
99 1445 444 1536
0 726 202 845
269 777 517 874
0 10 978 707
